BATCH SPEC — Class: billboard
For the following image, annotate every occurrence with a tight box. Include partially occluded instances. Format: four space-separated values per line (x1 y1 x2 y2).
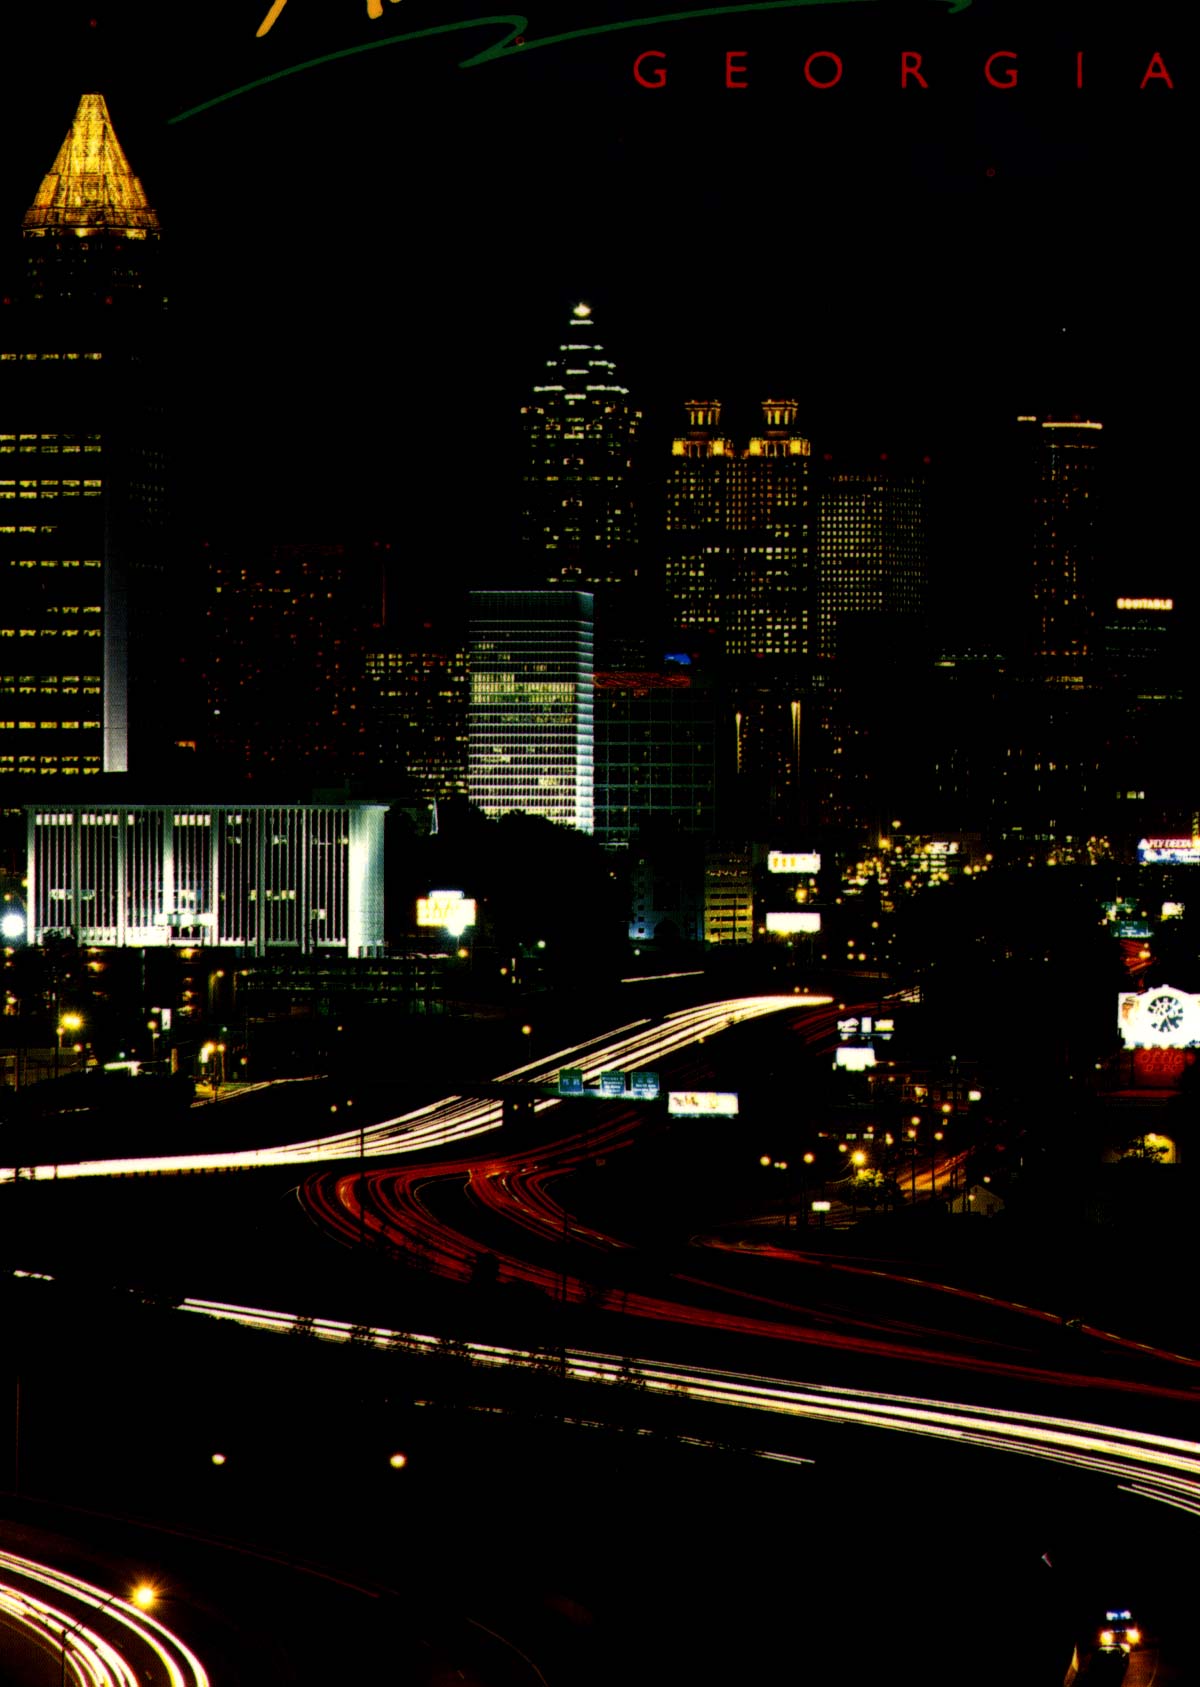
767 851 821 875
1138 838 1200 866
834 1047 877 1070
765 910 821 935
1118 987 1200 1049
416 889 477 934
668 1091 739 1117
837 1015 894 1042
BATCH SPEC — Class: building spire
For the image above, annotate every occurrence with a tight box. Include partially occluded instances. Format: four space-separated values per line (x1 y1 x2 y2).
23 93 159 240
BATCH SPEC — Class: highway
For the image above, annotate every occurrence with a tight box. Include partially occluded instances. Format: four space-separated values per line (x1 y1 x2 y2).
0 993 824 1181
0 1546 209 1687
3 988 1197 1682
165 1295 1200 1524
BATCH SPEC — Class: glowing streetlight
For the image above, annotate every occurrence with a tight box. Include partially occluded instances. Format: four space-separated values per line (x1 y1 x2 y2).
199 1041 226 1100
56 1011 84 1077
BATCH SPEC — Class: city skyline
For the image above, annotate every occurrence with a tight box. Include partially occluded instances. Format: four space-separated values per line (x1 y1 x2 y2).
0 3 1186 596
0 9 1197 1680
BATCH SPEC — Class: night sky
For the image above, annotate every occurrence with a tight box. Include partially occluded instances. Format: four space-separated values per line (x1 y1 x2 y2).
0 0 1189 610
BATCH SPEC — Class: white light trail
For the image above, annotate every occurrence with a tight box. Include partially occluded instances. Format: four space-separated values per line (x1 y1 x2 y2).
176 1295 1200 1519
0 995 818 1182
0 1551 209 1687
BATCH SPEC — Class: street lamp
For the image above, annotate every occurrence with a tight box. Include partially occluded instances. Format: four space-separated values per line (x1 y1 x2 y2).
199 1041 226 1101
61 1584 156 1686
56 1012 83 1079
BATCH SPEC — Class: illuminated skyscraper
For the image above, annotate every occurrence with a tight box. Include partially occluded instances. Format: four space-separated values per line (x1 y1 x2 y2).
468 591 594 833
1016 415 1102 684
0 93 166 784
519 304 640 589
816 455 927 661
663 400 814 824
813 454 929 831
664 399 815 670
363 602 469 804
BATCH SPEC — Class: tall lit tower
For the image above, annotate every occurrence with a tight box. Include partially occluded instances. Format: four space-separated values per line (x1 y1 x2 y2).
0 93 166 784
1016 415 1102 684
468 591 594 833
663 399 815 824
664 398 815 669
519 304 640 589
812 453 929 832
816 454 927 660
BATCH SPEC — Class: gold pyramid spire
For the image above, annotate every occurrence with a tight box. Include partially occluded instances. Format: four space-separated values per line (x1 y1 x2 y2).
23 93 159 240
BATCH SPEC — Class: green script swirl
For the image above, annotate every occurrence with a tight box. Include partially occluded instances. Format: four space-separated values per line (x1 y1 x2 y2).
168 0 973 123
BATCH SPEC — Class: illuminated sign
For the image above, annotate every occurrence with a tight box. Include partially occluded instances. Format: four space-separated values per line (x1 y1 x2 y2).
834 1047 876 1070
1118 987 1200 1049
1162 902 1185 920
667 1091 739 1117
630 1070 660 1099
558 1067 584 1096
416 889 477 934
837 1015 894 1041
767 851 821 875
1116 598 1173 612
765 910 821 934
599 1070 626 1098
1138 838 1200 866
1114 919 1152 940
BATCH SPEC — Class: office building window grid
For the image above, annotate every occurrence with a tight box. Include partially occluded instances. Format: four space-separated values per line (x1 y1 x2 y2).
468 591 594 833
664 400 813 668
27 803 387 956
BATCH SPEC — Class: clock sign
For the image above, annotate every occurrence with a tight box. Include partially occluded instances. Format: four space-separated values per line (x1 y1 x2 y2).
1117 987 1200 1049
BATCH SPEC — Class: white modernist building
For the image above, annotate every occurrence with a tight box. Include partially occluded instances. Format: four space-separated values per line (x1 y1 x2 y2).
26 802 387 955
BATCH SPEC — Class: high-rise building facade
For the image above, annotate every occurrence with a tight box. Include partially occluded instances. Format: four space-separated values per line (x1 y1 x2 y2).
1016 415 1102 683
200 539 380 785
593 667 717 848
664 399 815 671
812 453 929 832
663 399 815 826
816 455 927 661
468 591 594 832
520 304 640 589
363 607 469 805
0 94 167 785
